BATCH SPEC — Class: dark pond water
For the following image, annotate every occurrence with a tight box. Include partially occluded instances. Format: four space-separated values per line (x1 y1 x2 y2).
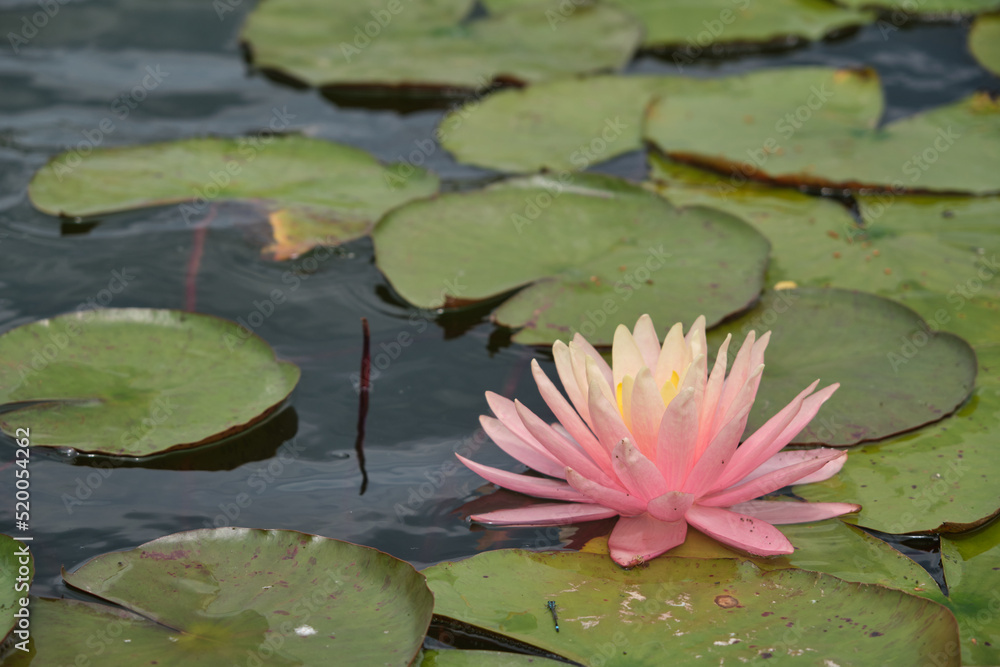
0 1 995 601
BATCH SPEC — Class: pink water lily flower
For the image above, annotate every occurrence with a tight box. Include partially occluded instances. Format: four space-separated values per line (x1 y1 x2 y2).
459 314 860 566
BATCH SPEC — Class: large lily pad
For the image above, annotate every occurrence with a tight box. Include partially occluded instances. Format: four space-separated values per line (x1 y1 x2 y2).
487 0 872 50
0 309 300 456
28 136 439 260
970 13 1000 76
424 550 960 665
1 535 31 648
798 344 999 534
706 288 977 446
644 67 1000 194
938 517 1000 665
30 528 434 666
372 173 770 345
241 0 642 89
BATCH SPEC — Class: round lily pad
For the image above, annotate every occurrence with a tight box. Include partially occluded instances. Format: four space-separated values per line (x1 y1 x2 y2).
970 13 1000 76
1 535 32 648
644 67 1000 194
423 550 960 665
706 288 977 446
241 0 641 89
372 173 770 345
0 309 300 456
28 136 439 260
40 528 435 666
798 344 1000 534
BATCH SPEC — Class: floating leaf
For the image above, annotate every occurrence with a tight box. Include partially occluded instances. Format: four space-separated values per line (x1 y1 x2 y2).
24 528 434 666
486 0 872 50
644 67 1000 194
0 309 300 456
584 520 945 602
707 288 977 445
834 0 1000 16
419 649 566 666
798 344 999 534
27 136 439 260
971 14 1000 77
440 75 694 173
241 0 641 89
0 535 31 647
424 550 960 665
937 517 1000 665
372 173 770 345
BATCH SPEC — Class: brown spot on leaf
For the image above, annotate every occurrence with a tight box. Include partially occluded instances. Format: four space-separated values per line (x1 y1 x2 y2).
715 595 739 609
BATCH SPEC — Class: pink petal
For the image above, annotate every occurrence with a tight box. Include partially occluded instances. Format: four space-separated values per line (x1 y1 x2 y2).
729 500 860 525
480 415 567 479
737 447 848 487
686 504 793 556
710 331 756 433
714 382 837 491
680 402 753 496
647 490 694 522
613 324 647 388
572 334 613 387
713 364 763 441
684 315 707 364
515 401 618 488
631 314 662 370
628 368 665 458
654 322 686 387
655 386 698 489
699 448 846 507
608 513 687 566
587 377 632 454
471 503 618 526
531 360 608 471
701 334 731 434
457 455 588 502
566 468 647 516
586 355 617 407
611 438 668 500
553 341 590 424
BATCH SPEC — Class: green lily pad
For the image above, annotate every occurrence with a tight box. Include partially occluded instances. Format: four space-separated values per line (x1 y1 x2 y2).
424 550 959 665
971 14 1000 76
1 535 32 649
241 0 641 89
34 528 434 666
936 518 1000 665
644 67 1000 194
487 0 872 50
440 74 691 174
27 136 439 260
706 288 977 446
372 173 770 345
834 0 1000 16
0 309 300 456
798 344 1000 534
584 520 945 603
